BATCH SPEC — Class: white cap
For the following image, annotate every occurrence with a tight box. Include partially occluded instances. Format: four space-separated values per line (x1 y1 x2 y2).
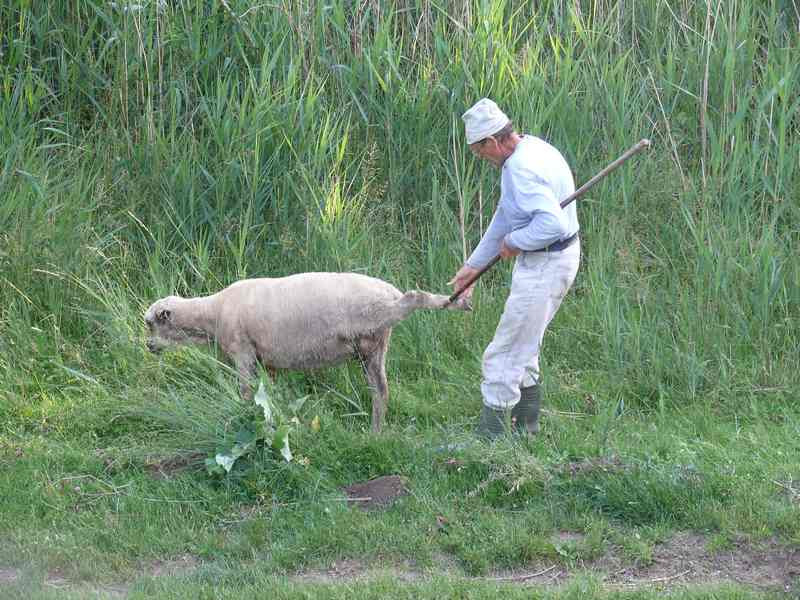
462 98 510 144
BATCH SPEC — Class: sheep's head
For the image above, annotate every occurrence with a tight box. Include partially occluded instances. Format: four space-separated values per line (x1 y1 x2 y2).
144 296 208 352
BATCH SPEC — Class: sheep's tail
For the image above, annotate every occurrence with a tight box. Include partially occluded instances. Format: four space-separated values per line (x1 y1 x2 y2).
359 290 471 332
391 290 472 321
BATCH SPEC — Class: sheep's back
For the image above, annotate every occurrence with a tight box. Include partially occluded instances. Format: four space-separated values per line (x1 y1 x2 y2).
217 273 403 368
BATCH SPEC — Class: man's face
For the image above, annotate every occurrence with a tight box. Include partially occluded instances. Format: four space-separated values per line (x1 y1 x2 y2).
469 136 505 167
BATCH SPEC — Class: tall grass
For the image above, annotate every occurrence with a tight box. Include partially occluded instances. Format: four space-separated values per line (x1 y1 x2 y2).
1 0 798 430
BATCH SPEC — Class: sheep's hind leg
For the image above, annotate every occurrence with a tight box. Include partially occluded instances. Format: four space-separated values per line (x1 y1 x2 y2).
232 348 258 401
356 330 391 433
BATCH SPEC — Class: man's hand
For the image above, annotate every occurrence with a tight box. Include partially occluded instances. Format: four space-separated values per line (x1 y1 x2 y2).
448 264 480 300
500 239 521 259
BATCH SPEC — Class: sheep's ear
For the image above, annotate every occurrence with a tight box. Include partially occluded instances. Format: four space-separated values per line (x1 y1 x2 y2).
156 309 171 322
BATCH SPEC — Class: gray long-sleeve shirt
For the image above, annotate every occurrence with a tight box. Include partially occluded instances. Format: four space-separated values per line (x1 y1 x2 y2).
466 135 580 269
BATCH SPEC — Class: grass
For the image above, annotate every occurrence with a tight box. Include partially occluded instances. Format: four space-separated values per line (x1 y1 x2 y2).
1 0 798 598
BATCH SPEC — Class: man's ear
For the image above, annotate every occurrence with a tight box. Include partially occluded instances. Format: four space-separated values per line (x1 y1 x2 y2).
156 309 171 322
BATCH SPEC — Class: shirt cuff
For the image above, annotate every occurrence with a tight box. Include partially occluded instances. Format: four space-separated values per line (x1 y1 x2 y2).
504 233 521 251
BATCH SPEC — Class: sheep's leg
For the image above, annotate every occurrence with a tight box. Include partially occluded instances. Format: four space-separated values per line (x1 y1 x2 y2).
232 348 258 400
356 330 391 433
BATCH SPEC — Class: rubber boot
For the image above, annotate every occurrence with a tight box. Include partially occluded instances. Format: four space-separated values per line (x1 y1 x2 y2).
476 404 510 440
511 384 541 435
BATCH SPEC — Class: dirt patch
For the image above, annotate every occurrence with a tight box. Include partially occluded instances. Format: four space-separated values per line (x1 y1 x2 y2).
294 558 370 584
17 567 128 599
144 452 206 480
293 558 425 585
147 553 199 578
563 455 627 476
290 532 799 592
42 575 128 599
0 555 200 597
342 475 409 511
601 532 800 590
489 531 799 592
5 532 797 594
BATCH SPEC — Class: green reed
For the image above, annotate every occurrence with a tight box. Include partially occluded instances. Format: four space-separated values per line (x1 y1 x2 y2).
1 0 797 417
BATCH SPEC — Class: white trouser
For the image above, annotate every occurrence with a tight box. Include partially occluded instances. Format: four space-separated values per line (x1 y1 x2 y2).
481 241 580 409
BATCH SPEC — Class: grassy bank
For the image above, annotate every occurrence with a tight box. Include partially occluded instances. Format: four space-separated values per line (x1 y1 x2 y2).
1 0 798 598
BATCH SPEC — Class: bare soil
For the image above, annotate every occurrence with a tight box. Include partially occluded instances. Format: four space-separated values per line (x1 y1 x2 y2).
292 531 800 593
143 452 206 480
484 531 799 592
598 532 799 589
3 532 797 595
341 475 410 511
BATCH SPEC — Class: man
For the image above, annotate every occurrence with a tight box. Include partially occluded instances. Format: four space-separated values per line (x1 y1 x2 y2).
449 98 580 439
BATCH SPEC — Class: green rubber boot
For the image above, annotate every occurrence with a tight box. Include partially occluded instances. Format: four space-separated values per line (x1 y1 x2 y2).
511 384 541 435
476 405 510 440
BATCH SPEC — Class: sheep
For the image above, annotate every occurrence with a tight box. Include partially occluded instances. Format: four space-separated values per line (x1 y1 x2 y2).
144 272 471 432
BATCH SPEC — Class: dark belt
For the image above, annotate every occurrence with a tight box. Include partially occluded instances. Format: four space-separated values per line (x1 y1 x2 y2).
532 232 579 253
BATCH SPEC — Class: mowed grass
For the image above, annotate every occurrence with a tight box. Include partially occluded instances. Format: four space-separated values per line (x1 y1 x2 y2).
2 375 798 597
1 0 798 598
